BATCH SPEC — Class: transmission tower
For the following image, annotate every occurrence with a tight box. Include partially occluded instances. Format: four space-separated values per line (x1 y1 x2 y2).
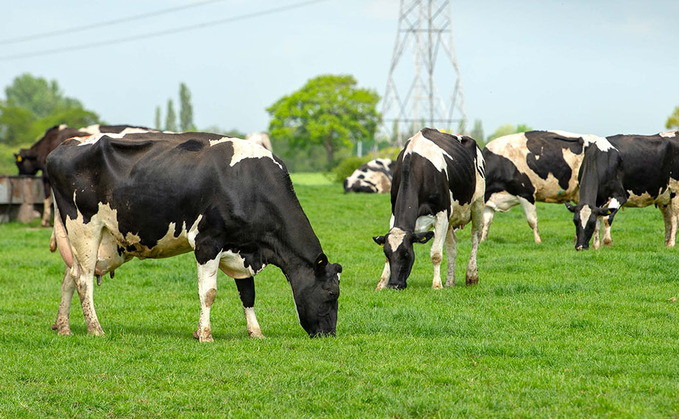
381 0 467 145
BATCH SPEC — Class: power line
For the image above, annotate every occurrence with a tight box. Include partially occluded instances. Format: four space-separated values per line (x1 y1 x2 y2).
0 0 228 46
0 0 329 61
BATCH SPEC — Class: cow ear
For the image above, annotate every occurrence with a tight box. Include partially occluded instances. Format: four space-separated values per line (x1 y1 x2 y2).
565 202 577 213
595 206 616 217
411 231 434 244
314 253 328 276
373 235 386 247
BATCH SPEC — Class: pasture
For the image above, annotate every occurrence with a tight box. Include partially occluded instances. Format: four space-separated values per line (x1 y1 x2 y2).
1 172 678 417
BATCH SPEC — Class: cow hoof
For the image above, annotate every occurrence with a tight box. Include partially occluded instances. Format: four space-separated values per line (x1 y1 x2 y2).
444 280 455 287
465 275 479 285
248 330 265 339
193 329 213 342
87 327 105 336
57 328 72 336
432 283 443 290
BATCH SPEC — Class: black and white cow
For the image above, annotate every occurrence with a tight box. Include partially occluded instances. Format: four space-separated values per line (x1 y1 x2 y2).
481 130 603 243
566 131 679 250
15 124 152 226
46 131 341 341
372 128 485 289
343 158 396 193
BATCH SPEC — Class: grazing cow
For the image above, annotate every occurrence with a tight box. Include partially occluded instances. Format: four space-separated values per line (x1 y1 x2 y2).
245 132 273 151
344 158 396 193
15 124 152 226
46 131 341 341
481 130 603 243
566 131 679 250
372 128 485 289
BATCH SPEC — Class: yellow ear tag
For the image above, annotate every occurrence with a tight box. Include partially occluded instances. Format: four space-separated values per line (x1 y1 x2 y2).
379 243 384 248
16 156 22 162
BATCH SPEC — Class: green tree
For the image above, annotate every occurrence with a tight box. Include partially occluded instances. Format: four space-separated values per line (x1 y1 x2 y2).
470 119 484 143
179 83 195 131
155 106 162 130
666 106 679 130
0 73 99 145
487 123 533 143
165 99 177 132
267 74 381 168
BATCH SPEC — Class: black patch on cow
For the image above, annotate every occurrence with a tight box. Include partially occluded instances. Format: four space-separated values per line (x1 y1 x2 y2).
524 131 583 191
483 149 536 204
98 125 151 133
607 134 678 199
177 139 204 152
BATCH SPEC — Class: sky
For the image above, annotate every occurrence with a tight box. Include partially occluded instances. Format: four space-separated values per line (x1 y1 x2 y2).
1 0 678 140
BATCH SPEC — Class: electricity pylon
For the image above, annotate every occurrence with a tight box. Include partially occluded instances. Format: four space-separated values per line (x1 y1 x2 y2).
381 0 467 145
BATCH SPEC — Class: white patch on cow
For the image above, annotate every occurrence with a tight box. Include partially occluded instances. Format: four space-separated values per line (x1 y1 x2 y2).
660 131 677 138
625 188 671 207
583 135 614 152
486 192 521 212
579 205 592 229
75 132 127 146
210 137 283 170
404 131 453 175
608 198 622 210
220 250 264 279
415 215 436 232
387 227 406 250
245 132 273 151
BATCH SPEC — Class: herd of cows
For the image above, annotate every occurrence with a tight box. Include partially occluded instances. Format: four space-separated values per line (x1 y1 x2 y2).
12 124 679 340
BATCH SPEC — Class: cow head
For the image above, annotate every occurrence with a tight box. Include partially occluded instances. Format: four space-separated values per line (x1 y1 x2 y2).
565 202 616 250
373 228 434 289
14 150 39 175
294 253 341 337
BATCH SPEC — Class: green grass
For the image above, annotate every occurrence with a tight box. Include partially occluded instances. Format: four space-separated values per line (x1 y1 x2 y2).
1 181 678 417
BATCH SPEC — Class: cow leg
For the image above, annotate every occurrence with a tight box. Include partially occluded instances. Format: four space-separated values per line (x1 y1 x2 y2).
601 217 613 247
592 218 602 249
465 201 483 285
480 206 494 242
518 197 541 243
194 255 220 342
69 230 104 336
429 212 448 289
444 226 457 287
52 267 76 335
41 194 53 227
668 195 679 247
375 259 390 290
234 277 264 338
659 199 679 247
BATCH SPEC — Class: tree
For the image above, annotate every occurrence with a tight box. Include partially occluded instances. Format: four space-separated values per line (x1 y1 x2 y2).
470 119 484 143
179 83 195 131
666 106 679 130
486 123 533 143
0 73 99 145
154 106 162 130
267 74 381 168
165 99 177 132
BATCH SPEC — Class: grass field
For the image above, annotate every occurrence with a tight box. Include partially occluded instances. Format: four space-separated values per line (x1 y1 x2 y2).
1 173 678 417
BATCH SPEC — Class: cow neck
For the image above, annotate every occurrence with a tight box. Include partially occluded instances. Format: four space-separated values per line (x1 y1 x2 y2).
392 177 421 233
578 146 601 207
260 203 324 283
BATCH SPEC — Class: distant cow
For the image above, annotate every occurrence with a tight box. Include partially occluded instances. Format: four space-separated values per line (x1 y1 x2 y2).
15 124 152 226
46 131 341 341
373 128 485 289
245 132 273 151
344 158 395 193
566 131 679 250
482 130 602 243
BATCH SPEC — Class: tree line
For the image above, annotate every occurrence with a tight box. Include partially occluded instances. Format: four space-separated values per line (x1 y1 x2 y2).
2 72 677 174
